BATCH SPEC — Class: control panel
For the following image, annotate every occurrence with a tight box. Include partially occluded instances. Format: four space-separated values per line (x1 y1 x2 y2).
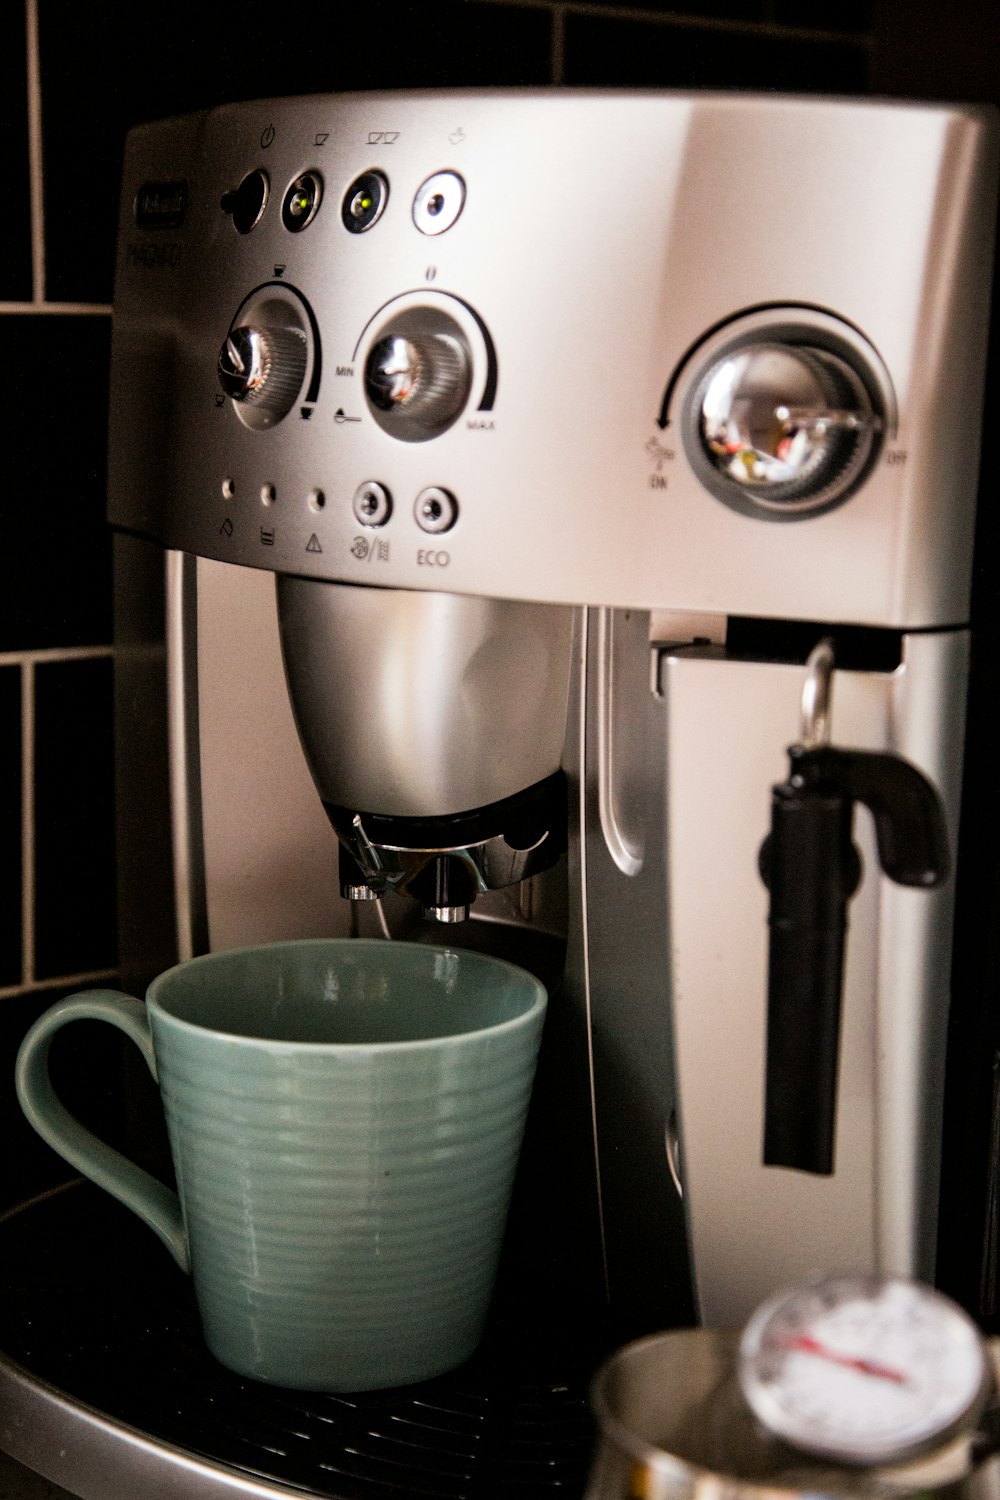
108 92 998 627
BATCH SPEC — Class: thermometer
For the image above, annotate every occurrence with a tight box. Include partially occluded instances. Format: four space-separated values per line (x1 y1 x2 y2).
737 1274 990 1465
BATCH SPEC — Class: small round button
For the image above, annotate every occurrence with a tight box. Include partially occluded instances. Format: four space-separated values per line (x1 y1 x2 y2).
413 172 465 236
414 487 458 534
282 172 322 232
353 481 393 528
221 170 268 234
342 171 388 233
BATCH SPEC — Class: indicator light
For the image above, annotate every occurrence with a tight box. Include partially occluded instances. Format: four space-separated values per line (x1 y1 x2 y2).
342 171 388 233
281 173 322 232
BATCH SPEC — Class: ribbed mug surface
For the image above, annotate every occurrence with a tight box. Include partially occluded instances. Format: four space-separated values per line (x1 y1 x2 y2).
149 939 547 1390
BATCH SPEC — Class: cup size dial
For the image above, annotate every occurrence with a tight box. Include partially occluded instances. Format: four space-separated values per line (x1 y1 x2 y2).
218 323 308 427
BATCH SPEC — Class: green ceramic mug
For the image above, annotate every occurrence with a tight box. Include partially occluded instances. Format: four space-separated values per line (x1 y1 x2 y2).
15 938 547 1391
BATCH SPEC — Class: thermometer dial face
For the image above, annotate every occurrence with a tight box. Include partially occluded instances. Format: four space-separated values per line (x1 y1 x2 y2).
738 1275 988 1466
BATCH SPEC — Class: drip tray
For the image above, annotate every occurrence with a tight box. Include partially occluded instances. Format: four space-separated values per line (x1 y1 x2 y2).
0 1183 598 1499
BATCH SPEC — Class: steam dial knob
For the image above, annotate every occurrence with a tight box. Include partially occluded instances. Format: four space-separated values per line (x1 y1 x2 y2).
694 342 883 516
365 332 471 434
218 324 307 425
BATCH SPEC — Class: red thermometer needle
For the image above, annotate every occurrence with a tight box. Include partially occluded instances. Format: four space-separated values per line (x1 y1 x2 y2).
782 1333 908 1385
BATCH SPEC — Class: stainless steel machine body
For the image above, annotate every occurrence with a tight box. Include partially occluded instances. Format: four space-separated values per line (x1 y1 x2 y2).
104 91 999 1334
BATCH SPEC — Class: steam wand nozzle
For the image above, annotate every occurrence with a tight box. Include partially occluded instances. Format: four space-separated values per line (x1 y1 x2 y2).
759 642 950 1176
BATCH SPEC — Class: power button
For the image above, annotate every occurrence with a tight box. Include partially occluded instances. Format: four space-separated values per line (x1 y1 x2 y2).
221 171 269 234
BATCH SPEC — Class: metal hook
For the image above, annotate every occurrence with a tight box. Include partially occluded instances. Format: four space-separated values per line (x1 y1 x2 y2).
800 639 835 749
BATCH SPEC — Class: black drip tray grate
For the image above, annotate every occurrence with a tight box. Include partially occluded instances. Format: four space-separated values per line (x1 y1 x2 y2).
0 1183 599 1498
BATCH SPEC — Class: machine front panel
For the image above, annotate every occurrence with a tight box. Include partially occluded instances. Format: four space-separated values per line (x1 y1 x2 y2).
110 91 997 627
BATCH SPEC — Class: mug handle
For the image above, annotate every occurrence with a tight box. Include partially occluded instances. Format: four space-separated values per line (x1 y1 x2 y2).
15 990 190 1273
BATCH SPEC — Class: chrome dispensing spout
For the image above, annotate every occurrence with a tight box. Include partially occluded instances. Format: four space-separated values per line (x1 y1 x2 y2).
330 775 566 924
340 817 474 921
758 641 950 1175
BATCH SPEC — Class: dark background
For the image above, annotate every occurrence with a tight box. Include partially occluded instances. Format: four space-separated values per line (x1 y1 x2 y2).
0 0 996 1205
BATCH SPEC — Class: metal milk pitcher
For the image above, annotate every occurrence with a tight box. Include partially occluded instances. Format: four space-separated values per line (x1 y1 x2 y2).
586 1276 1000 1500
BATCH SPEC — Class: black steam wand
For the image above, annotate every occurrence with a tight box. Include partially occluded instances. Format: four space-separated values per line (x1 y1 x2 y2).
758 640 951 1175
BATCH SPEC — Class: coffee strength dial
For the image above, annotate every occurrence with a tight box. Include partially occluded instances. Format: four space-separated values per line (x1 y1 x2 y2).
363 306 474 442
366 333 469 427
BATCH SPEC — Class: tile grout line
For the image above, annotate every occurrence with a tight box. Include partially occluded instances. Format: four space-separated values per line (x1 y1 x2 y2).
551 4 566 83
473 0 874 46
20 661 35 990
6 648 114 1000
6 4 116 1004
25 0 45 305
0 970 119 1004
0 645 113 668
0 302 112 316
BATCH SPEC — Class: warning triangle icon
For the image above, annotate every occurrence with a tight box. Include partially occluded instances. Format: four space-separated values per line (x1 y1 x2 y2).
306 534 323 553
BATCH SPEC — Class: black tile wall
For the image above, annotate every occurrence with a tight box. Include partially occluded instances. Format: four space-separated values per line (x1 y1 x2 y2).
0 669 21 989
38 0 554 305
0 3 31 301
0 315 112 653
33 658 117 982
563 14 870 90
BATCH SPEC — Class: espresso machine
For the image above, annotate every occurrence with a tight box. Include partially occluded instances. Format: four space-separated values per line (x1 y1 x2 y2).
107 86 999 1327
1 89 997 1500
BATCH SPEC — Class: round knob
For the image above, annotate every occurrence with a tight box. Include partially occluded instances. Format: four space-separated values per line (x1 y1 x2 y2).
218 324 307 425
693 342 882 516
364 332 471 434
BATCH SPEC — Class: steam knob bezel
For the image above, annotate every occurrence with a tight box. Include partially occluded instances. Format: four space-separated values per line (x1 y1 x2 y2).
679 312 895 522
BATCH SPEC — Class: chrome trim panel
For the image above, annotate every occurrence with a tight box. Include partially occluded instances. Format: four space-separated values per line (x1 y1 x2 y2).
165 549 207 961
109 93 997 626
0 1355 299 1500
276 576 573 819
193 558 347 952
596 608 643 878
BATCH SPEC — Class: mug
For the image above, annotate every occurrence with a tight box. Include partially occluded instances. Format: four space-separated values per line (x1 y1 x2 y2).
15 938 547 1391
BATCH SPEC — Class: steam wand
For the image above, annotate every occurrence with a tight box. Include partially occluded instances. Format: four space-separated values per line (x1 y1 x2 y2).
758 641 950 1174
